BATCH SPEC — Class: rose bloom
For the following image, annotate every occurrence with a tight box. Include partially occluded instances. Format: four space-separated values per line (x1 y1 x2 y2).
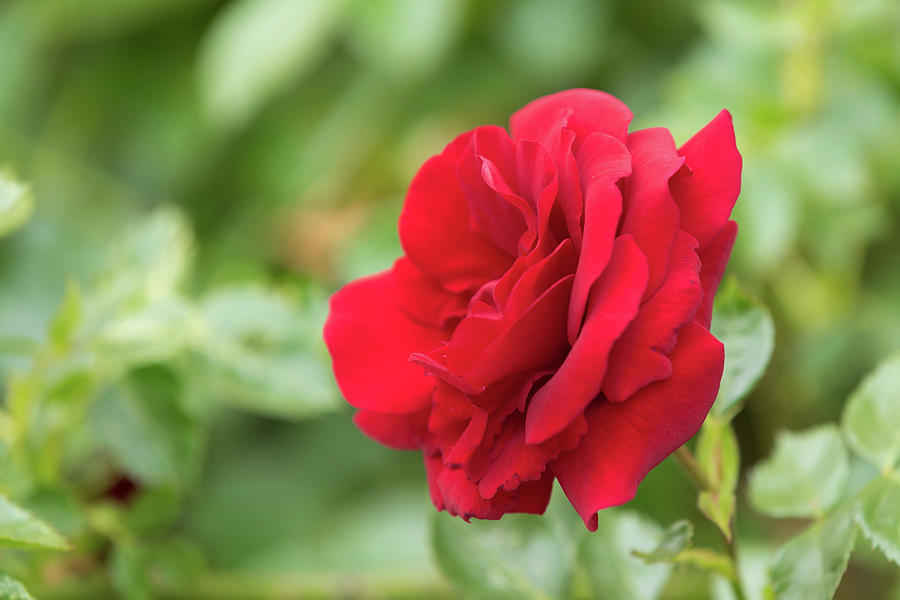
324 89 740 530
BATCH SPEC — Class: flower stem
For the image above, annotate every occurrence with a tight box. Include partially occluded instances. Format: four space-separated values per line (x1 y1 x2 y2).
674 445 748 600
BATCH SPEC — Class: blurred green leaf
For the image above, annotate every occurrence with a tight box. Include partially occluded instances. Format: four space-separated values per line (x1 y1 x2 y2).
856 474 900 566
633 520 693 562
195 285 337 419
347 0 463 80
710 279 775 418
842 354 900 473
89 367 202 490
0 494 68 551
697 419 740 540
749 426 849 519
47 281 82 351
769 506 857 600
579 510 672 600
96 297 197 370
198 0 345 131
0 573 34 600
432 510 575 600
0 170 33 238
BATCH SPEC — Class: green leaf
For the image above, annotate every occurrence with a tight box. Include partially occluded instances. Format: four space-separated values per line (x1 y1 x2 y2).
0 495 68 551
0 170 34 238
633 520 693 562
96 297 197 370
769 507 857 600
841 354 900 473
697 419 740 540
88 367 202 489
579 510 672 600
195 285 337 419
749 426 849 518
856 474 900 566
47 280 82 351
432 511 575 600
710 279 775 418
634 520 735 580
198 0 346 130
0 573 35 600
347 0 463 79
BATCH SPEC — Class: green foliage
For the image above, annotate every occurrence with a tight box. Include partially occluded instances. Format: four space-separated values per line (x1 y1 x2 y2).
198 0 347 130
432 510 575 600
769 507 858 600
0 495 67 551
856 475 900 566
0 171 33 238
710 279 775 419
1 0 899 597
0 574 34 600
749 426 849 519
633 520 693 562
697 419 740 540
842 354 900 473
578 511 671 600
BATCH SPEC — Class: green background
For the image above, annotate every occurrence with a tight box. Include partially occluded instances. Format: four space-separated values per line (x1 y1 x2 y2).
1 0 899 597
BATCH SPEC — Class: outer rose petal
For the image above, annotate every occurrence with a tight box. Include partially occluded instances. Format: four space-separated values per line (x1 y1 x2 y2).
393 257 468 328
353 409 429 450
324 270 443 414
601 230 704 403
510 88 633 149
551 321 724 531
526 236 648 445
399 130 511 292
696 220 737 329
670 110 742 250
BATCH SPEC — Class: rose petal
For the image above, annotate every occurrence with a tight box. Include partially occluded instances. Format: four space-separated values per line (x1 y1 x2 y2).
463 274 574 390
431 459 553 520
567 132 632 342
354 409 429 450
393 257 468 328
670 110 742 250
325 270 444 414
510 88 633 150
456 126 528 255
477 413 587 499
621 127 684 301
551 321 724 530
399 130 511 292
695 220 737 329
670 110 742 251
526 236 648 444
602 230 704 403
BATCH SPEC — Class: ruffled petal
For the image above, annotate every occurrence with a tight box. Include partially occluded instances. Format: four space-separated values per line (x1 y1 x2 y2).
526 236 647 444
602 230 704 403
353 408 429 450
324 270 443 414
696 220 737 329
510 88 633 150
670 110 742 250
567 132 632 342
620 127 684 301
477 413 586 499
431 459 553 520
551 321 724 530
399 130 512 292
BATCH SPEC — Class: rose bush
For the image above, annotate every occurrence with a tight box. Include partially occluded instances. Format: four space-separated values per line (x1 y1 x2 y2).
324 89 741 530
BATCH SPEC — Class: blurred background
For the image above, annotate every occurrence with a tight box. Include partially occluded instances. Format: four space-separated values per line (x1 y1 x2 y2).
0 0 899 598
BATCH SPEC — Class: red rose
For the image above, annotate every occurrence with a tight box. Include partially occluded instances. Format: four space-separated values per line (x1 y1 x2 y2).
324 89 740 530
